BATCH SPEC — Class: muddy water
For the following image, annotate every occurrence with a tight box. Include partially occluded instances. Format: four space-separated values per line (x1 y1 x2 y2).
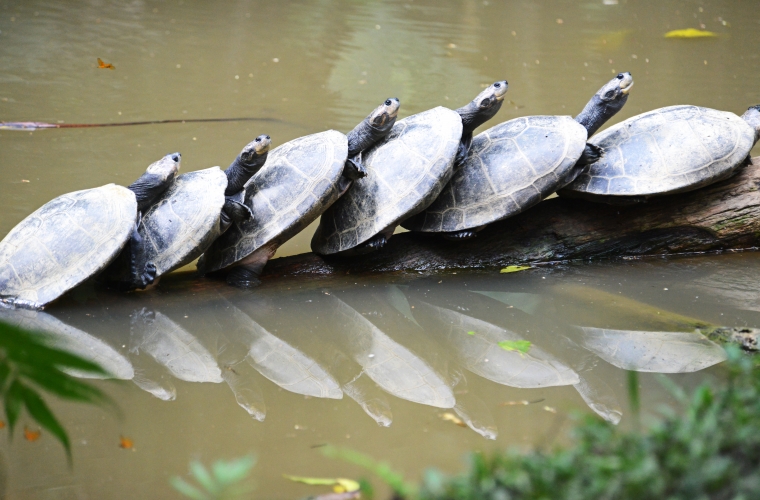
2 0 760 498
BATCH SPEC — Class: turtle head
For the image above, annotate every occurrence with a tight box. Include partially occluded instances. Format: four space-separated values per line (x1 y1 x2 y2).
575 72 633 137
346 97 401 156
239 135 272 165
128 152 181 211
456 80 509 135
368 97 400 133
225 135 271 195
742 105 760 144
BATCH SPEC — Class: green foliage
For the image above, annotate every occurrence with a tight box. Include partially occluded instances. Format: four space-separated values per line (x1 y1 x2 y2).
0 319 115 460
418 346 760 500
171 456 256 500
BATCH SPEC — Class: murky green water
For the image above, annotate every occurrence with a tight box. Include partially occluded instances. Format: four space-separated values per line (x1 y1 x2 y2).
2 0 760 498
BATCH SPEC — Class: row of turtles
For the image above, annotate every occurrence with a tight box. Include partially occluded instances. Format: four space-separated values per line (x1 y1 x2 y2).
2 71 760 310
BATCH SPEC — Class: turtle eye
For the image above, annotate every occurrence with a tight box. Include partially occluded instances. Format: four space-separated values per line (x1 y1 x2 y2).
171 154 180 162
494 82 501 88
385 99 392 106
616 73 624 79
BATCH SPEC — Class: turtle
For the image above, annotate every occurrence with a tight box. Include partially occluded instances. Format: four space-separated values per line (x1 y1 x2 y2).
197 97 401 286
0 153 180 309
559 104 760 203
311 81 508 255
401 73 633 239
108 135 271 286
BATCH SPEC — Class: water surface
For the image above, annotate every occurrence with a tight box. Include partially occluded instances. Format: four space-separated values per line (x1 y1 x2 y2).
1 0 760 498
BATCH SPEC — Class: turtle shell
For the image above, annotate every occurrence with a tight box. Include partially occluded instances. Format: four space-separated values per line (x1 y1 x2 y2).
139 167 227 276
402 115 587 233
561 105 756 201
200 130 348 273
0 184 137 309
311 106 462 254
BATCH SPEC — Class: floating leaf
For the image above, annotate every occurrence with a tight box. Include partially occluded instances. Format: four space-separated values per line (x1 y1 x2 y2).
439 412 467 428
497 340 532 354
284 474 361 493
97 57 115 69
24 426 41 441
467 331 476 336
543 406 557 414
0 421 5 428
664 28 717 38
500 265 531 274
119 435 134 449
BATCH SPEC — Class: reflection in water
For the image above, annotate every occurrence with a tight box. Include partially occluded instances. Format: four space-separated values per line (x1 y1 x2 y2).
578 327 727 373
411 299 579 388
0 308 133 380
224 304 342 400
329 350 393 427
327 294 455 409
130 308 223 383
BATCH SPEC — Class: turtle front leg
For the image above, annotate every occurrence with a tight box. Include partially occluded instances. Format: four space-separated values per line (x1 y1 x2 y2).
128 217 157 290
220 194 254 233
336 156 367 196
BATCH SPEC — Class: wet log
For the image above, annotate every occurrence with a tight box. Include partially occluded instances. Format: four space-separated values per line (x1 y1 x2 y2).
261 157 760 280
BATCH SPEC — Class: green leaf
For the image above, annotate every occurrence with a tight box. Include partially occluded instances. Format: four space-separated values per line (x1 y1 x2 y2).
18 363 114 408
18 381 71 459
664 28 717 38
497 340 532 354
190 461 217 494
170 476 210 500
467 331 476 336
4 380 23 435
212 456 255 486
500 266 531 274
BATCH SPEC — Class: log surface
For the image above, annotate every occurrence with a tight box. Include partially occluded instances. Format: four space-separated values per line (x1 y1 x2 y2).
260 158 760 281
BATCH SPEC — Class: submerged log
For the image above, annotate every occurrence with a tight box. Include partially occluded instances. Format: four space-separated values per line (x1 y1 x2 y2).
261 157 760 280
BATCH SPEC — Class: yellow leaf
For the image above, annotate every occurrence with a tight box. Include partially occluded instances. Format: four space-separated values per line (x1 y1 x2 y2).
440 412 467 427
500 265 531 274
283 475 360 492
664 28 717 38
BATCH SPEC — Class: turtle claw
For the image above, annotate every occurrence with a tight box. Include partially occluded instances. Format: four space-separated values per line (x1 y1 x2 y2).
343 157 367 180
443 230 477 241
137 262 157 289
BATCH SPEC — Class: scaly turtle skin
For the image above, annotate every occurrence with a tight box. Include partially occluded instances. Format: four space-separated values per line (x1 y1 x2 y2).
403 73 633 238
0 154 180 309
560 104 760 203
311 82 507 255
125 136 270 281
198 99 399 287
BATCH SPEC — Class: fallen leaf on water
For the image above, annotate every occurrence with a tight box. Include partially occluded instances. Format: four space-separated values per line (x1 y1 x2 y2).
24 427 41 441
664 28 717 38
500 265 531 274
497 340 532 354
500 398 545 406
440 412 467 427
543 406 557 414
467 331 476 335
119 435 134 449
283 475 361 493
0 421 5 428
21 179 30 183
97 57 115 69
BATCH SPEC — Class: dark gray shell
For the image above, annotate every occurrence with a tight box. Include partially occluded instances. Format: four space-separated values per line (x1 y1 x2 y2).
0 184 136 309
139 167 227 276
200 130 348 273
403 116 587 233
311 107 462 254
562 105 756 200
